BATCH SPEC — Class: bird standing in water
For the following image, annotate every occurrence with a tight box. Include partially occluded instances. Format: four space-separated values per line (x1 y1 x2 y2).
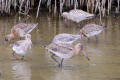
52 33 82 44
11 34 32 60
5 23 38 43
44 43 90 67
79 24 106 43
62 9 95 27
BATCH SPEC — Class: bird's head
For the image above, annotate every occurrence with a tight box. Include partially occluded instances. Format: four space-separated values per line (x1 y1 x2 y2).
75 43 90 61
4 34 13 43
62 12 69 19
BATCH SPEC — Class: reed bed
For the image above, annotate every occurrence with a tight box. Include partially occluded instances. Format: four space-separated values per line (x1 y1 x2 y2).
0 0 119 17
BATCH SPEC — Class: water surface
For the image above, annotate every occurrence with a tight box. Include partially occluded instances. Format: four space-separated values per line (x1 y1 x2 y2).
0 13 120 80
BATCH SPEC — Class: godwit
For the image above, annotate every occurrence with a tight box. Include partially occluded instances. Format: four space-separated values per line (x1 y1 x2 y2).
10 34 32 60
79 24 106 43
62 9 95 27
5 23 38 42
52 33 82 44
44 43 90 67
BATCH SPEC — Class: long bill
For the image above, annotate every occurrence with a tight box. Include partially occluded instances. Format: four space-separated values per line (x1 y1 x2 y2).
81 50 90 61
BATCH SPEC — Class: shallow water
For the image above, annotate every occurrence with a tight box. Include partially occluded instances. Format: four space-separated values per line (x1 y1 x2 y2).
0 13 120 80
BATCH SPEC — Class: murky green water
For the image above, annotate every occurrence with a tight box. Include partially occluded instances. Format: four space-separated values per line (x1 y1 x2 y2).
0 13 120 80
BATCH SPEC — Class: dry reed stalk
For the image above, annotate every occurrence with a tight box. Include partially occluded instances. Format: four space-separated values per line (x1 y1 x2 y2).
74 0 78 9
47 0 51 12
118 0 119 12
25 0 30 14
87 0 92 12
31 0 34 6
1 0 5 13
68 0 71 7
101 0 106 16
71 0 74 6
98 0 102 24
60 0 65 14
95 0 99 13
79 0 84 7
91 0 95 13
8 0 11 13
19 0 24 14
13 0 17 10
36 0 41 18
108 0 112 14
0 0 118 17
0 1 1 12
54 0 57 14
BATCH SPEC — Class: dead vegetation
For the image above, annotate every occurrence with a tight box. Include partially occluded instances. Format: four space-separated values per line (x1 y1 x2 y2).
0 0 119 17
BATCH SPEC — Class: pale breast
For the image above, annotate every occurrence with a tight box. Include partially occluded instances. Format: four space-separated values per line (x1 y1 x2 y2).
12 40 31 54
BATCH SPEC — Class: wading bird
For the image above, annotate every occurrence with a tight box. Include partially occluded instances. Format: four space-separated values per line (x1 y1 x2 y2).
52 33 82 44
5 23 38 43
11 34 32 60
44 43 90 68
62 9 95 27
79 24 106 43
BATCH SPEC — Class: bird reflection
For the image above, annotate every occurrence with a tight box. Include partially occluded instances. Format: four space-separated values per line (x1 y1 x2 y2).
11 61 31 80
50 70 77 80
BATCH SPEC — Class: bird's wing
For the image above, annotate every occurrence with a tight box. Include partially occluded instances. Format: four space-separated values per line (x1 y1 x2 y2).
13 23 27 29
52 34 81 44
47 43 73 54
24 23 38 33
69 9 95 18
12 40 25 47
13 23 38 34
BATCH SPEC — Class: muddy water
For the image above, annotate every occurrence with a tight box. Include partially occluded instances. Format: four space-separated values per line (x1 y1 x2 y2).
0 13 120 80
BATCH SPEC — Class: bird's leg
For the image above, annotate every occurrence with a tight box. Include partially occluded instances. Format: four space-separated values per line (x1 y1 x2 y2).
88 38 90 43
64 18 67 22
51 54 59 64
81 46 90 61
19 37 22 40
21 56 24 60
12 51 15 57
95 35 98 43
77 22 83 28
58 58 64 68
51 54 64 68
12 51 17 60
